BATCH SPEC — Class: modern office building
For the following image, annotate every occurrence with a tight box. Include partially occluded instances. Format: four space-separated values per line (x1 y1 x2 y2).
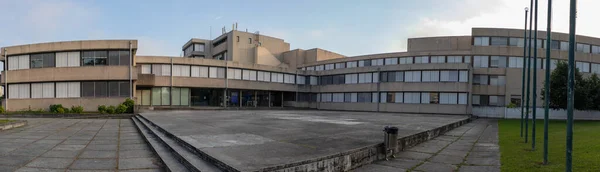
2 27 600 114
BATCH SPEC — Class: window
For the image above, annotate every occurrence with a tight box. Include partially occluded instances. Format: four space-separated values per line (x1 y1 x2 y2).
509 38 525 47
8 55 30 70
459 71 468 82
385 58 398 65
592 46 600 54
108 51 131 66
508 57 524 68
310 76 318 85
560 41 569 51
421 92 439 104
151 64 163 76
473 75 489 85
404 92 420 104
447 56 462 63
173 65 190 77
8 84 30 99
345 74 358 84
30 83 54 98
490 56 507 68
346 61 357 68
306 66 315 71
399 57 413 64
510 96 522 107
489 96 505 106
208 67 217 78
576 62 590 73
249 38 252 44
394 92 403 103
371 59 384 66
228 69 242 79
257 71 271 82
213 51 227 60
358 73 372 83
551 40 560 50
332 93 344 102
473 95 489 106
30 53 55 68
430 56 445 63
440 93 458 104
81 81 112 97
415 56 429 64
194 44 205 52
56 82 80 98
56 52 80 67
357 93 372 103
489 76 506 86
249 70 257 81
422 71 439 82
464 56 471 63
372 93 379 103
343 93 358 102
141 64 151 74
458 93 468 105
592 64 600 74
297 75 306 85
325 64 335 70
490 37 508 46
82 51 107 66
440 71 458 82
335 62 346 69
108 81 130 97
237 36 240 42
404 71 422 82
577 43 590 53
170 88 190 106
242 70 252 80
315 65 324 71
358 60 371 67
331 75 345 84
474 56 489 68
284 74 295 84
474 37 490 46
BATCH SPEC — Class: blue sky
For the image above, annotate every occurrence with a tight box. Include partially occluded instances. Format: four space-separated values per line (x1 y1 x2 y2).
1 0 599 59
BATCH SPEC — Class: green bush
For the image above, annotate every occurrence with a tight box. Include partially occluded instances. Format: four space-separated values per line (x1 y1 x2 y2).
116 104 127 114
506 102 518 108
98 105 107 114
0 106 5 114
106 106 116 114
71 106 84 114
56 107 65 114
123 98 135 113
49 104 64 113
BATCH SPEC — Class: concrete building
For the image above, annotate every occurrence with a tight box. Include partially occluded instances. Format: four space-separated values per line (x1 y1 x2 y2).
2 27 600 114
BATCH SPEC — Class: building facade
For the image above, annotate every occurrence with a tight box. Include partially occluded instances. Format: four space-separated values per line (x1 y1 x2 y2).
2 28 600 114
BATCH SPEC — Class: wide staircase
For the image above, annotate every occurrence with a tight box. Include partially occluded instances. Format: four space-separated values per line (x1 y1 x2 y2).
132 115 227 172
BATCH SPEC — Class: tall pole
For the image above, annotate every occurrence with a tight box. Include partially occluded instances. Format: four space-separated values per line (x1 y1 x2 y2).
521 8 529 138
566 0 576 171
525 0 534 143
532 0 539 151
544 0 552 165
129 41 133 99
3 49 7 112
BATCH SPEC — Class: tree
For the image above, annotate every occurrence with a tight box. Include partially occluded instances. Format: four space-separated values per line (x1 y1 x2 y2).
585 74 600 110
541 61 587 110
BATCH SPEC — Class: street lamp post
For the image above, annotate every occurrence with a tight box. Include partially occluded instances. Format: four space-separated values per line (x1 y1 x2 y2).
521 7 529 138
566 0 576 171
525 0 534 143
544 0 552 165
532 0 539 151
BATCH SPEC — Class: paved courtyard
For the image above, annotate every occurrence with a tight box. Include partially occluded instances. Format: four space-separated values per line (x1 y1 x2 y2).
0 118 163 172
140 110 470 171
355 119 500 172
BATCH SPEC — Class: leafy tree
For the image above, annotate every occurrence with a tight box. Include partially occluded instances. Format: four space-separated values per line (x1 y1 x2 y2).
541 61 587 110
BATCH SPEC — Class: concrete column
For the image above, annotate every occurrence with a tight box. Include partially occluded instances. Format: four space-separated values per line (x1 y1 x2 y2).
281 93 284 107
268 91 271 108
254 91 257 108
239 90 242 108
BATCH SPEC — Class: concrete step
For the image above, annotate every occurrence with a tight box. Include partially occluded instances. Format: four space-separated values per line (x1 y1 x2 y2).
132 117 188 172
135 115 222 172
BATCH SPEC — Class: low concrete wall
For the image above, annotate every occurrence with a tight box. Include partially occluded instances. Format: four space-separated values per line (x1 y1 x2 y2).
473 106 600 120
0 120 27 131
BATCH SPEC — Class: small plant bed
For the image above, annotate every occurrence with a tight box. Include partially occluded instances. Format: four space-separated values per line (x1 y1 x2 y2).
0 119 15 125
0 98 136 119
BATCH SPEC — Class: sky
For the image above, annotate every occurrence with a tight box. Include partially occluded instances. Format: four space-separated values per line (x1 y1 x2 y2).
1 0 599 59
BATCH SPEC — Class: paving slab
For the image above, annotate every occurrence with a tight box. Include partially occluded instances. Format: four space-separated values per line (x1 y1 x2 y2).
140 110 469 171
0 118 162 171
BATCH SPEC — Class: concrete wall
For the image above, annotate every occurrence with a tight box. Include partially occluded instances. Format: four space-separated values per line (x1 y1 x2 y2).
473 106 600 120
407 36 472 52
1 40 137 58
4 97 127 111
1 66 136 83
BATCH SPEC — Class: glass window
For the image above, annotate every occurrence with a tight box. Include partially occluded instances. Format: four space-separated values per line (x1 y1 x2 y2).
474 56 489 68
399 57 413 64
592 46 600 54
459 71 468 82
404 92 420 104
346 61 357 68
345 74 358 84
359 60 371 67
474 75 489 85
404 71 422 82
577 43 591 53
508 57 524 68
576 62 590 73
161 87 170 105
30 53 55 68
422 71 439 82
440 71 459 82
194 44 205 52
464 56 471 63
490 37 508 46
335 62 346 69
357 93 372 102
474 37 490 46
458 93 468 105
490 76 506 86
509 38 525 47
551 40 560 50
490 56 507 68
430 56 445 63
415 56 429 64
447 56 462 63
560 41 569 51
325 64 335 70
95 82 107 97
385 58 398 65
81 82 95 97
315 65 324 71
371 59 384 66
394 92 403 103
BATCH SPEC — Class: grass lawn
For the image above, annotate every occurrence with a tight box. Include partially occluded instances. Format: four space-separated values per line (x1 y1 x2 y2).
0 119 15 124
499 119 600 171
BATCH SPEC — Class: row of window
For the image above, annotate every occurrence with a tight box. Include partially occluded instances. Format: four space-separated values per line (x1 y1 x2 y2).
473 36 600 54
7 50 131 70
183 43 206 57
302 56 471 71
319 70 469 85
7 81 130 99
147 87 190 106
473 95 506 106
317 92 468 104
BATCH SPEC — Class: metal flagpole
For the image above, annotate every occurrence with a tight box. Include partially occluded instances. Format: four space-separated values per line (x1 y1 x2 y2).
521 7 529 138
525 0 534 143
566 0 577 171
543 0 552 165
532 0 539 151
